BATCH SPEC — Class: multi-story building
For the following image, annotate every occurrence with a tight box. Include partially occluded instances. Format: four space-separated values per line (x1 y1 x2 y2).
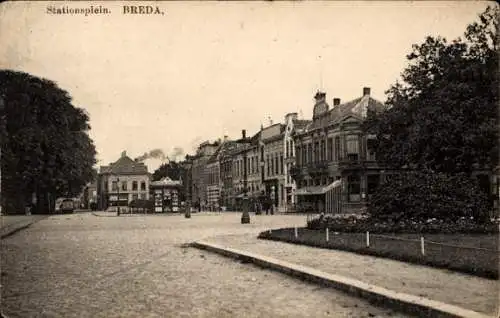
206 145 222 211
259 122 288 212
229 130 261 210
191 141 219 209
283 113 311 210
291 87 386 214
97 151 150 211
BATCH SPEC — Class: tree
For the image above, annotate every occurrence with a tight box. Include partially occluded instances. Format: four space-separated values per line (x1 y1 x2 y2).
364 6 499 174
363 6 499 223
152 161 184 181
0 70 97 214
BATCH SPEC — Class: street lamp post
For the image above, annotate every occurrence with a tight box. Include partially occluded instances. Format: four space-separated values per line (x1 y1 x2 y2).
116 177 121 216
241 130 250 224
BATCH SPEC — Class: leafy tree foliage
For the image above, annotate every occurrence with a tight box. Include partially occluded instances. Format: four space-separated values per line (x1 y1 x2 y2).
152 161 187 202
369 171 491 223
364 6 499 173
152 161 184 182
363 6 498 223
0 70 97 214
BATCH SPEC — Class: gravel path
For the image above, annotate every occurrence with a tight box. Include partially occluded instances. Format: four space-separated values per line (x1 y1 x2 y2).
1 213 404 317
204 233 499 316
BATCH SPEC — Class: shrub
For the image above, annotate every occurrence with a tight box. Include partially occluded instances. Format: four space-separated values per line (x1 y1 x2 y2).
129 199 154 212
368 171 492 224
306 214 498 234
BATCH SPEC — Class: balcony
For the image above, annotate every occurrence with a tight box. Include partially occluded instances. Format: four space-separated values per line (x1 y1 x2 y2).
338 154 364 170
307 161 329 177
289 165 305 181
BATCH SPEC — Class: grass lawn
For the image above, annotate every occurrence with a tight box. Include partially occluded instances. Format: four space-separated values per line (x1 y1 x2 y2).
258 228 499 279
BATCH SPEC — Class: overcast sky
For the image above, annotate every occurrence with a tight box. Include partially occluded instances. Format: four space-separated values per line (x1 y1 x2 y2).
0 1 492 172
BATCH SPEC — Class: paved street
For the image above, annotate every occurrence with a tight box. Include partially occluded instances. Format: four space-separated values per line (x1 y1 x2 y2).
1 212 403 318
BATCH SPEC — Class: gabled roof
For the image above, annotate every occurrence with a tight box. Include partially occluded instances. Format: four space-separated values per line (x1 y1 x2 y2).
100 155 148 175
150 177 182 187
292 119 311 129
308 95 386 131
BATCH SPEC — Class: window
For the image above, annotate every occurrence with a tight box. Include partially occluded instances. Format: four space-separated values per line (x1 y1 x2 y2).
348 174 361 202
327 138 333 161
267 155 270 176
346 135 359 155
314 142 319 162
121 181 127 191
307 143 312 163
132 194 138 201
280 154 284 174
275 155 279 175
367 138 377 161
140 193 146 199
296 146 301 165
367 175 380 196
286 141 289 158
302 146 307 164
334 136 341 161
132 181 138 191
140 181 146 191
112 181 118 191
320 140 325 162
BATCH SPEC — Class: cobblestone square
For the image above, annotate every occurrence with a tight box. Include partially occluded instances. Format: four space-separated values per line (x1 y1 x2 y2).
1 212 404 318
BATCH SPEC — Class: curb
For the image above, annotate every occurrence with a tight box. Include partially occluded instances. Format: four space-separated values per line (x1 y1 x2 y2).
190 241 491 318
0 217 46 239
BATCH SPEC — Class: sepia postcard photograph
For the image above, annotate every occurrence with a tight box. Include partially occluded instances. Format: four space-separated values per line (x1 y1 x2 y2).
0 1 498 317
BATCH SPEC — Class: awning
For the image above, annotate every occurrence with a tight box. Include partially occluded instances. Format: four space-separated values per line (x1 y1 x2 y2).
296 180 341 196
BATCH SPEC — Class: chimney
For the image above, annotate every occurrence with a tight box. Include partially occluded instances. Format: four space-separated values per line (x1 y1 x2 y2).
333 98 341 106
223 135 228 141
363 87 371 96
121 151 127 158
314 91 326 103
242 129 246 139
285 112 298 122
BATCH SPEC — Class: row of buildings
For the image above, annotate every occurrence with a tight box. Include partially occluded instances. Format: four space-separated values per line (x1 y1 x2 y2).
89 86 499 214
187 86 387 213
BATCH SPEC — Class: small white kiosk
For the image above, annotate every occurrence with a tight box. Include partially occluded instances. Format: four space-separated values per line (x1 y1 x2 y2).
150 177 182 212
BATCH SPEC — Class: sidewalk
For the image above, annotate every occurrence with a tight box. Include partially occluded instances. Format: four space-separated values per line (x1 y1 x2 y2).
0 215 47 239
203 233 499 316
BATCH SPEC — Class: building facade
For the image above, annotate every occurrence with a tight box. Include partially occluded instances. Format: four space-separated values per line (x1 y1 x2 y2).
283 113 311 210
97 151 150 211
292 87 386 214
191 141 219 210
259 123 287 212
229 132 261 211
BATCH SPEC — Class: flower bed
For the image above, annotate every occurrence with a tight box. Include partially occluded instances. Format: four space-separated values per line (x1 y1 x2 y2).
306 214 499 234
